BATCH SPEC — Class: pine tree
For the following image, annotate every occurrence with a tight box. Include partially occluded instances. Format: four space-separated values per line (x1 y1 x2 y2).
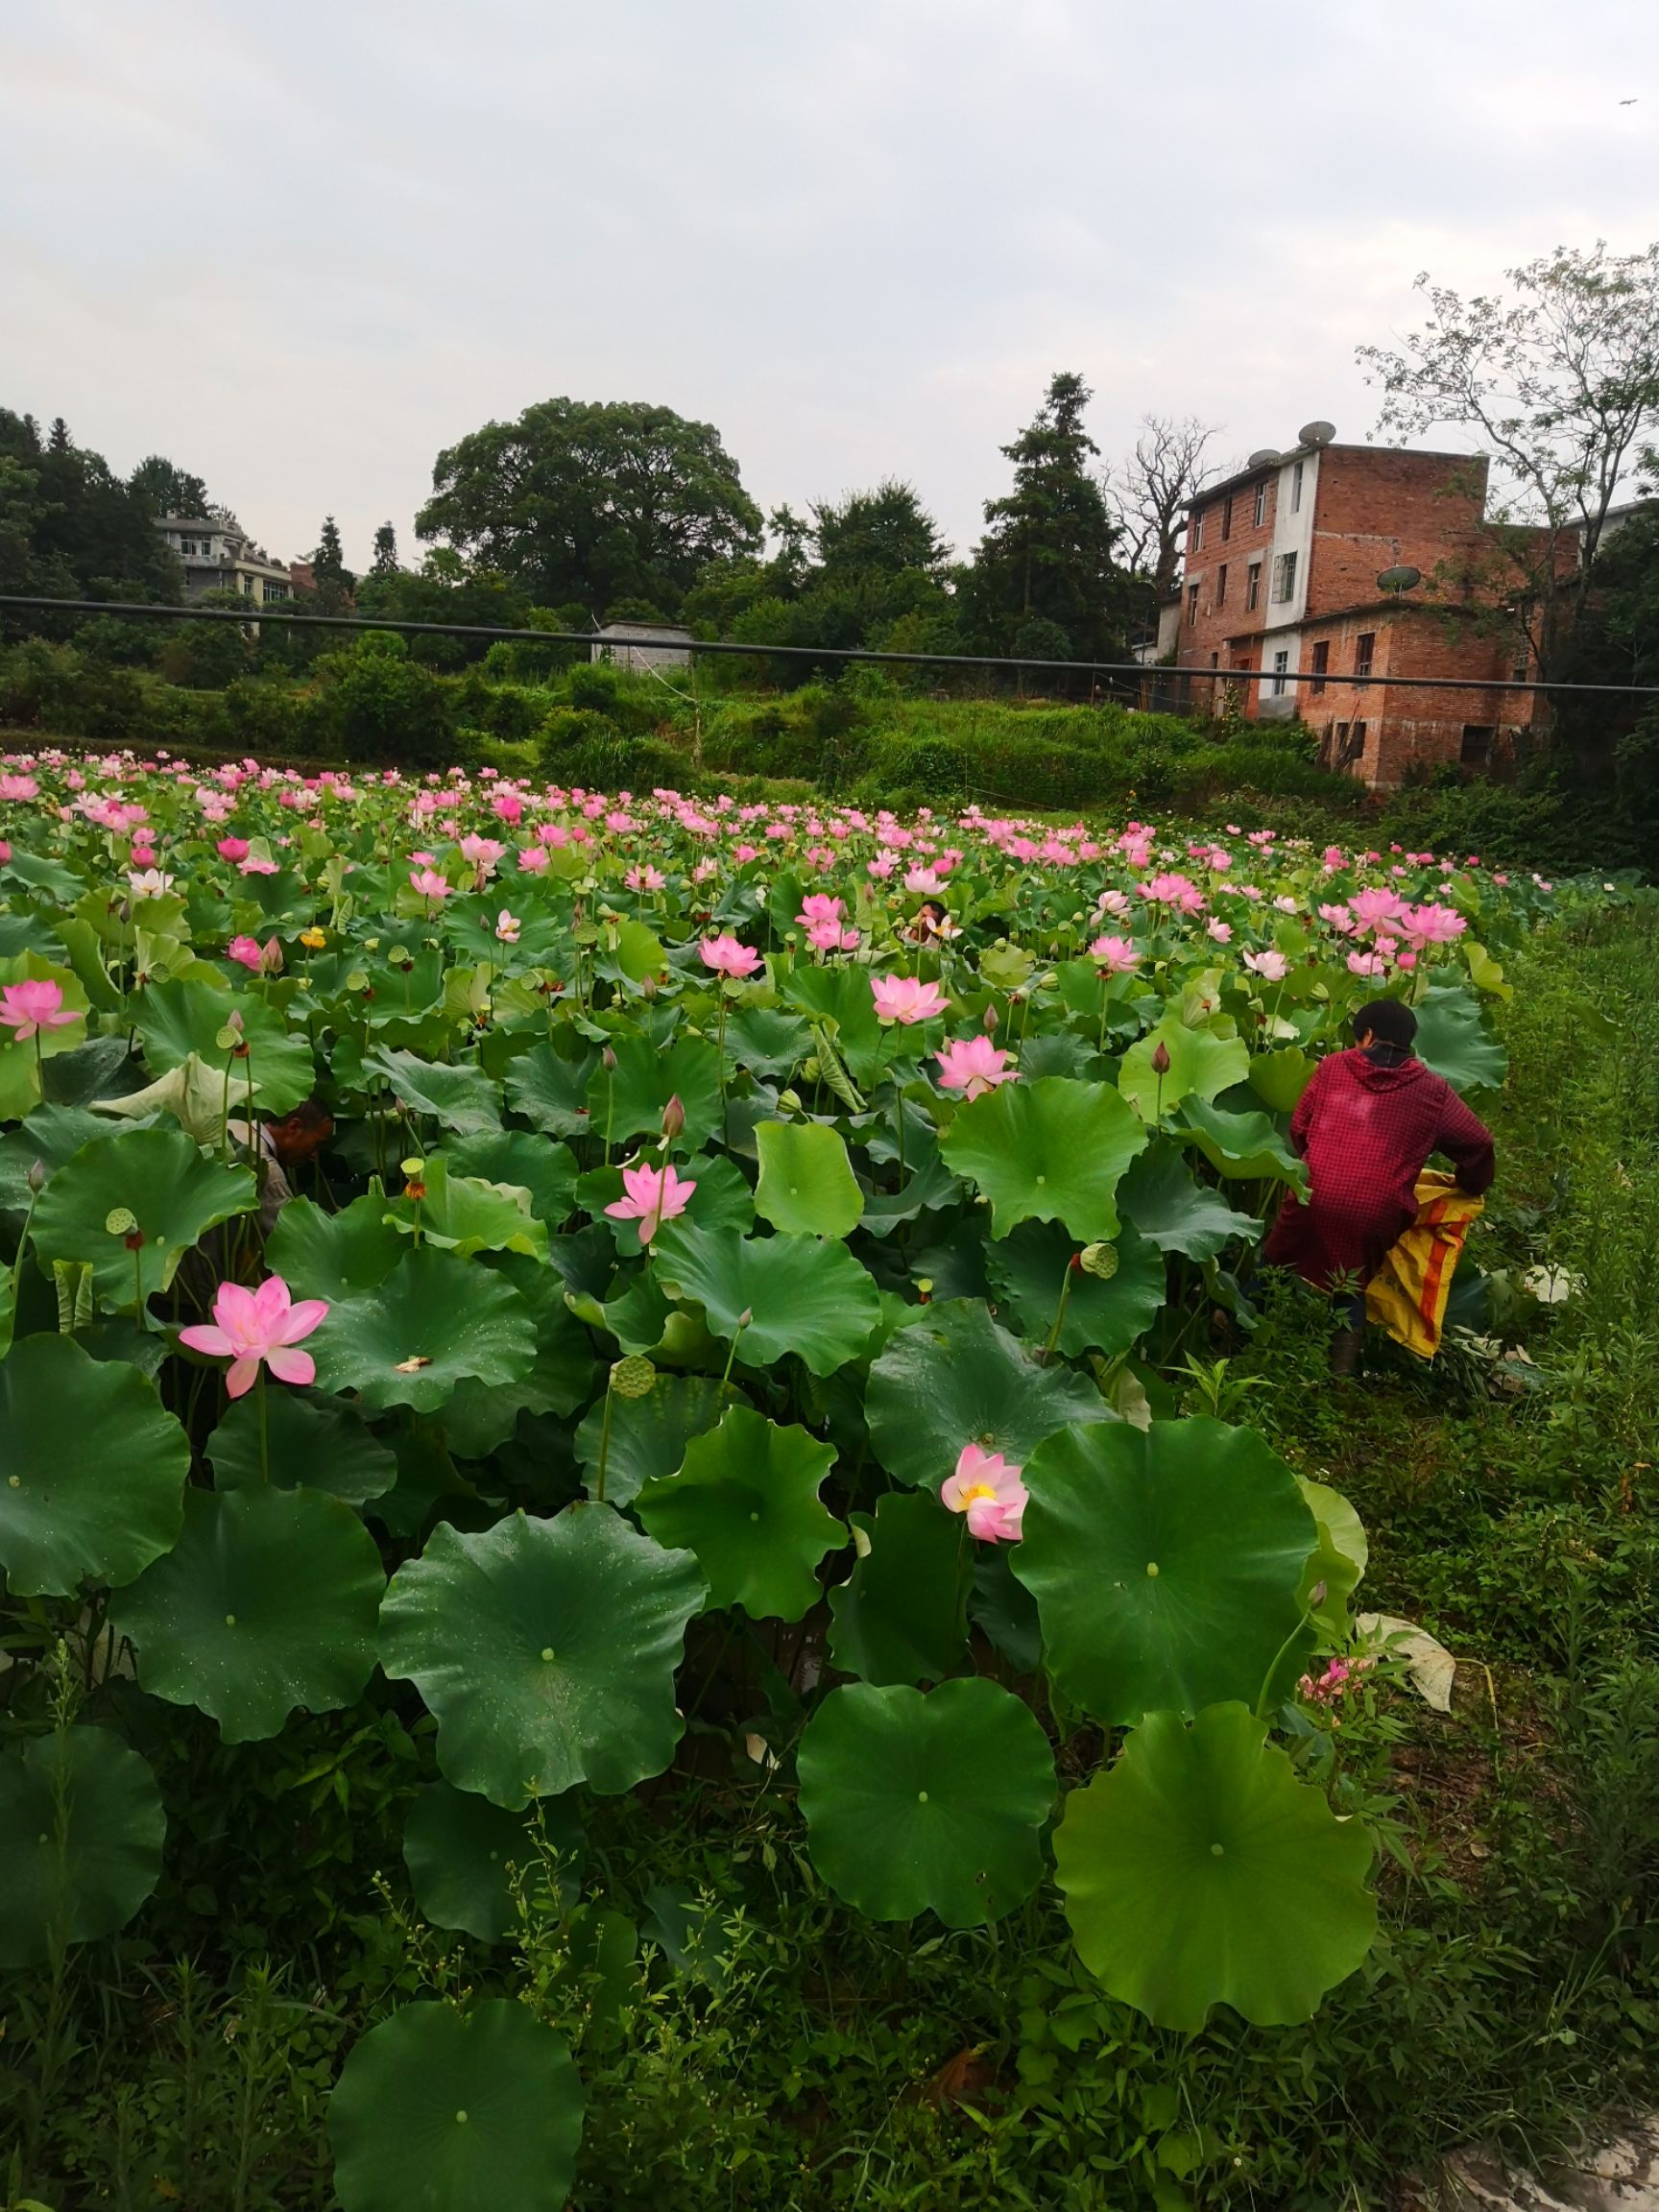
48 417 72 455
310 515 355 611
371 521 399 576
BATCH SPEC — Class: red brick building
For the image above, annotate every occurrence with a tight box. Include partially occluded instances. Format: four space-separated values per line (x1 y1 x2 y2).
1162 434 1551 786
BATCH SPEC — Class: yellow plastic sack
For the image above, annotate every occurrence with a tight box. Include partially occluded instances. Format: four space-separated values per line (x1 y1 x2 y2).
1364 1170 1484 1359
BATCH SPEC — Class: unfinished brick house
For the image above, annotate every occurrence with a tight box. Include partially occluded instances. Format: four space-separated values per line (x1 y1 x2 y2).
1160 430 1551 786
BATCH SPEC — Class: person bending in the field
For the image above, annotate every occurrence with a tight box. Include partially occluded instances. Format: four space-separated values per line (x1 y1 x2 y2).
1264 999 1495 1376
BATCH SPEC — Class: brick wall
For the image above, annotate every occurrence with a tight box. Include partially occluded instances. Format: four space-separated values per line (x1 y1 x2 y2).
1299 608 1539 786
1176 472 1280 669
1306 446 1494 615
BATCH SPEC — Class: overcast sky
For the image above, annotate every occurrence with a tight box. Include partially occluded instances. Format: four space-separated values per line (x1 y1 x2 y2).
3 0 1656 572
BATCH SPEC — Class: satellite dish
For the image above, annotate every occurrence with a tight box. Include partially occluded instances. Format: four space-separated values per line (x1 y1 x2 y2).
1299 420 1337 447
1246 448 1281 469
1378 564 1422 595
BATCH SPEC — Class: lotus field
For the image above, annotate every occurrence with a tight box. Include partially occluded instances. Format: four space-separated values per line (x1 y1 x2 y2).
0 750 1566 2200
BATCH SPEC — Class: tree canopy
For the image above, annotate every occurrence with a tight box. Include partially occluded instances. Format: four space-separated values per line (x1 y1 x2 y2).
0 410 181 613
129 455 212 521
416 398 763 620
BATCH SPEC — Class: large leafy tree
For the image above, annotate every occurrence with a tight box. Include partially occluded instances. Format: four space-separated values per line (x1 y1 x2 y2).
128 455 211 520
416 398 762 619
959 373 1134 664
0 409 180 615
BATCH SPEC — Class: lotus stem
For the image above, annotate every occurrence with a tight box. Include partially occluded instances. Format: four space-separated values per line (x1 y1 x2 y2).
594 1380 615 1504
258 1371 270 1484
1042 1258 1078 1364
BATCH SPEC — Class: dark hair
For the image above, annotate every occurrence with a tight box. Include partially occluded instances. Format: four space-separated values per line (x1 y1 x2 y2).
918 899 947 922
1353 998 1416 1048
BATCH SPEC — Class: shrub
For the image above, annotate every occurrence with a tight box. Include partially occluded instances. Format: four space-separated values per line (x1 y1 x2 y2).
313 634 457 766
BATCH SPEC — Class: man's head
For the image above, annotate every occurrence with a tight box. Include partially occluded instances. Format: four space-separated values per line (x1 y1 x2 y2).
265 1098 334 1166
1353 999 1417 1053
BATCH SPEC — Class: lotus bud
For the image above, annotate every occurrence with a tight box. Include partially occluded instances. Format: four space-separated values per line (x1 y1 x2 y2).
983 1003 998 1032
257 937 284 976
1150 1041 1172 1075
227 1008 244 1032
1039 972 1058 991
777 1088 803 1116
1310 1580 1328 1610
661 1094 685 1143
601 1045 617 1071
638 973 657 999
736 1309 753 1331
27 1158 44 1193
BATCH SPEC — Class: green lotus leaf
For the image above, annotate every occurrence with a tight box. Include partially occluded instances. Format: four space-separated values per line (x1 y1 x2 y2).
938 1077 1147 1241
0 1103 142 1229
1052 1702 1377 2031
1411 980 1508 1094
132 975 315 1115
1013 1419 1316 1725
442 1131 579 1228
753 1119 864 1238
798 1679 1055 1926
502 1042 597 1137
378 1504 706 1805
589 1032 722 1150
1178 1097 1308 1188
0 1334 188 1596
635 1406 844 1622
1297 1476 1368 1636
725 1005 810 1077
402 1779 584 1943
206 1388 397 1503
311 1245 538 1414
865 1298 1109 1491
607 913 666 984
362 1046 504 1138
265 1190 405 1302
31 1124 254 1308
0 1727 167 1967
1246 1046 1312 1115
1116 1144 1262 1261
984 1219 1167 1359
651 1223 881 1377
1118 1016 1250 1120
327 2000 584 2212
827 1490 972 1687
429 1253 595 1455
108 1485 383 1741
970 1544 1043 1674
574 1373 732 1507
383 1156 548 1260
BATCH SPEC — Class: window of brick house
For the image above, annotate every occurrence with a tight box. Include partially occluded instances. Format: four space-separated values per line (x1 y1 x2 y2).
1271 648 1289 697
1192 509 1205 549
1222 493 1234 539
1246 562 1262 611
1210 651 1219 668
1253 482 1267 528
1291 460 1305 514
1271 551 1298 603
1355 632 1376 680
1460 725 1495 766
1310 640 1330 694
1215 564 1228 607
1187 583 1199 629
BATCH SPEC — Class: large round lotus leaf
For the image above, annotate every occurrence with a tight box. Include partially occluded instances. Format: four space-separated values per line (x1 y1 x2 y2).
1013 1419 1316 1725
0 1727 167 1966
635 1405 844 1623
108 1486 385 1743
383 1157 547 1261
310 1245 538 1413
650 1223 880 1377
725 1005 810 1077
753 1119 864 1238
797 1680 1055 1927
589 1032 722 1150
361 1046 504 1138
827 1490 973 1687
938 1077 1147 1241
1412 980 1508 1094
206 1388 397 1503
31 1123 254 1306
378 1504 706 1806
132 975 315 1115
984 1219 1167 1359
1245 1046 1312 1115
1179 1097 1307 1188
403 1779 584 1943
328 2000 584 2212
1118 1016 1250 1121
502 1042 597 1137
443 1132 579 1229
1052 1702 1378 2031
574 1373 731 1507
265 1191 404 1302
0 1333 187 1597
1116 1144 1263 1261
865 1298 1108 1491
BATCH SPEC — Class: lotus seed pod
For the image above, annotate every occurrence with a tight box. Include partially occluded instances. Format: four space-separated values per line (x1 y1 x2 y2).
611 1356 657 1400
1039 972 1058 990
104 1207 138 1237
214 1026 240 1053
1080 1242 1119 1281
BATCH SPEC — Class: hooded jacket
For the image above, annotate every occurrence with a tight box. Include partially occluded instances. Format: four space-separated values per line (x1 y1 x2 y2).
1263 1046 1496 1290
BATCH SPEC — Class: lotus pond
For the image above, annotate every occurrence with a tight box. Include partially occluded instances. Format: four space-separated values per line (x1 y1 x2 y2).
0 752 1612 2207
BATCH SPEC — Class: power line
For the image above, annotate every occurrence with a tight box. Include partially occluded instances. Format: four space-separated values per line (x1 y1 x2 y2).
1 592 1656 698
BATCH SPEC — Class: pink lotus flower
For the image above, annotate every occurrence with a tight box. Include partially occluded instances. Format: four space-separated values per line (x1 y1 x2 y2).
1399 900 1466 947
1089 933 1139 974
934 1034 1016 1099
494 909 521 944
1243 949 1289 981
942 1443 1027 1543
1095 889 1131 918
227 934 282 975
871 974 948 1025
409 867 451 902
1206 919 1233 945
700 933 762 979
805 919 860 952
516 844 549 873
128 867 175 899
459 833 506 885
604 1161 697 1246
0 773 39 802
1350 886 1405 934
797 893 845 928
0 977 81 1042
238 853 279 876
1346 950 1387 977
625 864 666 894
904 865 946 895
179 1275 329 1399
